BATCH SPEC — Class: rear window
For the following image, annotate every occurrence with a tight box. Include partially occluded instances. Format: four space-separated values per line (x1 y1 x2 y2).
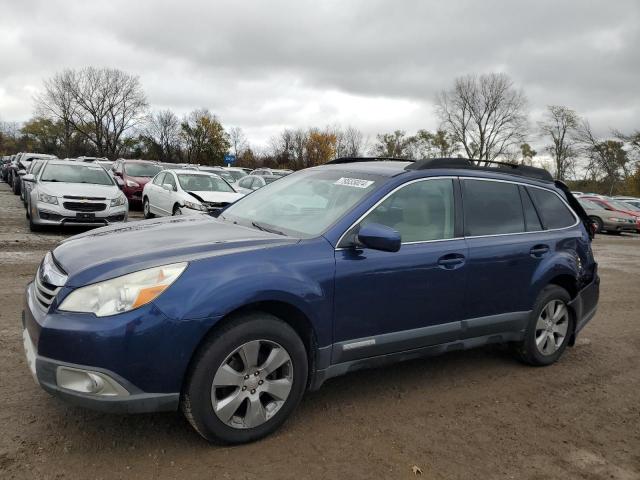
462 179 525 236
527 188 576 229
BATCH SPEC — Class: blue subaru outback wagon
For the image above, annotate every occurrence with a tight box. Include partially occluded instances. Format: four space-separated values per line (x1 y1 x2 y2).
22 157 599 443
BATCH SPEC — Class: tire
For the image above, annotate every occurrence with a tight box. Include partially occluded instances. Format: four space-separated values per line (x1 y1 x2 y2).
516 285 574 366
12 177 20 195
182 313 308 444
172 204 182 216
143 197 154 219
29 214 42 232
590 216 603 234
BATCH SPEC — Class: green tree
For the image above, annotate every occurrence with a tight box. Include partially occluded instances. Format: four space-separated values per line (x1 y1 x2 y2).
519 143 537 165
181 109 230 165
372 130 412 158
21 117 65 154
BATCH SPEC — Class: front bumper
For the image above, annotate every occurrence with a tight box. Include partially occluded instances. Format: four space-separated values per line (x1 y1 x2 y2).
21 281 199 414
603 219 637 233
31 201 127 227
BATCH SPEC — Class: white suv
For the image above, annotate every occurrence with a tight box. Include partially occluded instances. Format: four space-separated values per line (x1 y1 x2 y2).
142 169 245 218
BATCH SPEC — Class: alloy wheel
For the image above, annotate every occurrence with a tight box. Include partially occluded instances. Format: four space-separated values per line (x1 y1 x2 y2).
535 299 569 355
211 340 293 429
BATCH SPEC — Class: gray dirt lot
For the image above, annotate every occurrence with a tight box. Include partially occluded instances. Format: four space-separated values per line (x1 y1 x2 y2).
0 182 639 480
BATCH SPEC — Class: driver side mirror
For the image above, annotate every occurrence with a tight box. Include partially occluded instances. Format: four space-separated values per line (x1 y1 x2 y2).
356 223 401 252
114 170 122 177
22 174 35 182
17 169 26 176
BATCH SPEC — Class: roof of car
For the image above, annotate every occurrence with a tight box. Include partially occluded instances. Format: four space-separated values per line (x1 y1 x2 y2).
165 169 220 176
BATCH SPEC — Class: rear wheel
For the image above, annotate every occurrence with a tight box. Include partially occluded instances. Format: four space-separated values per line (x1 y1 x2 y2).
516 285 573 366
143 197 154 219
182 313 308 444
590 216 603 233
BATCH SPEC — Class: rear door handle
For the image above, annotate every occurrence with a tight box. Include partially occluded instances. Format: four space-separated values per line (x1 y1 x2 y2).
530 244 550 257
437 253 466 270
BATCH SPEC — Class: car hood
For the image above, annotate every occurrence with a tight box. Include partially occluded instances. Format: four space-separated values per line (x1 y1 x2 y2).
39 182 120 199
53 215 297 286
187 191 245 203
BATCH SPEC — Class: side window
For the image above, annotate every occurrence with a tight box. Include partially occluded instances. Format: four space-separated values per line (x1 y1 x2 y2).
154 173 165 186
527 188 576 229
519 186 542 232
463 179 524 236
361 179 455 242
164 173 177 190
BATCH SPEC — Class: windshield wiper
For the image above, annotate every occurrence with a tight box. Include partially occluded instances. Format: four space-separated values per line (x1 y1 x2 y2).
251 221 285 236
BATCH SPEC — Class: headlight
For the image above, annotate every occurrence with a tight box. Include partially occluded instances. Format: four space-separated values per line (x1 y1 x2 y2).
608 217 627 222
110 194 126 207
38 192 58 205
126 179 140 187
184 200 206 211
59 263 187 317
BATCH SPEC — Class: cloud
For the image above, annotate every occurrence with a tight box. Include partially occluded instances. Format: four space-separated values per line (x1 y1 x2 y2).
0 0 638 148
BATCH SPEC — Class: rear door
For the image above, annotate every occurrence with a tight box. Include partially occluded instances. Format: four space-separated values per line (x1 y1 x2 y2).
461 178 546 337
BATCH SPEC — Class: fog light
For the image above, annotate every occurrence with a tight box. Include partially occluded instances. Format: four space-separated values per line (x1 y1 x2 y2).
56 366 129 397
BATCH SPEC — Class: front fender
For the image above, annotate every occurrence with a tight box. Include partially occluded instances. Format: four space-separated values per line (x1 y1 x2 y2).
152 238 336 346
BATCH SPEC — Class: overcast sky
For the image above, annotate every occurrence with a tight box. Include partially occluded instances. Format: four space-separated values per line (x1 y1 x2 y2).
0 0 638 149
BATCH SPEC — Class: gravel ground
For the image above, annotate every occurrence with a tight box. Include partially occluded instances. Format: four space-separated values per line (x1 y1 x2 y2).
0 182 639 480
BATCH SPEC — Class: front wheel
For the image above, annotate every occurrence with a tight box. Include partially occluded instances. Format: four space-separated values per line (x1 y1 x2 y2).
172 205 182 216
516 285 573 366
590 216 603 233
182 313 308 444
143 197 154 219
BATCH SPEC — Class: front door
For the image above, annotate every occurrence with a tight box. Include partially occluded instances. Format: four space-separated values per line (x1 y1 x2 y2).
333 178 468 363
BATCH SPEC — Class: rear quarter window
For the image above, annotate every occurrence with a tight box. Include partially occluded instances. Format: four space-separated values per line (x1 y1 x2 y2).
527 187 576 229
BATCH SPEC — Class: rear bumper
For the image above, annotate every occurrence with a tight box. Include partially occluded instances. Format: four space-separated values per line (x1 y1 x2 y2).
569 274 600 337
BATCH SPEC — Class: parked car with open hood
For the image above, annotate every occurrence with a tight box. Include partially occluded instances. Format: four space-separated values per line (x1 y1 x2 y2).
24 159 128 231
142 169 244 218
112 159 162 207
22 157 598 444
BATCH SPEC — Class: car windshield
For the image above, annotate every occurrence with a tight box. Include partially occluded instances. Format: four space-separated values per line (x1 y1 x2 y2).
124 163 162 177
40 163 114 185
203 169 235 183
611 200 640 211
579 199 603 210
177 174 235 192
221 169 383 238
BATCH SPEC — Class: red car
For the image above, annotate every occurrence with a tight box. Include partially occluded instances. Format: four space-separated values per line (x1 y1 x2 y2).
581 196 640 233
112 159 162 207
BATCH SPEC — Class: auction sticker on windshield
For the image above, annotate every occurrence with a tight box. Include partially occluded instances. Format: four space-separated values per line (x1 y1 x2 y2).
334 177 374 188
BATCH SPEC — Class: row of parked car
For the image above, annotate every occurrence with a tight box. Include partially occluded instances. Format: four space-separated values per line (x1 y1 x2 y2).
0 152 292 231
572 192 640 234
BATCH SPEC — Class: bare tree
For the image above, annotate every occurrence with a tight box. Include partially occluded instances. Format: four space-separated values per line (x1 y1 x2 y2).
143 109 181 161
228 126 248 158
538 105 580 180
35 67 148 159
576 120 630 194
334 125 365 158
35 70 77 157
435 73 528 165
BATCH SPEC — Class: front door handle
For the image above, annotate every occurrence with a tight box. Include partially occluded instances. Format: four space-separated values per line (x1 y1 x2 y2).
437 253 466 270
530 244 550 257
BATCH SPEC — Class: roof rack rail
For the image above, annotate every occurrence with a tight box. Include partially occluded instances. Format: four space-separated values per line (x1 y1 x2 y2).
327 156 415 165
406 157 554 182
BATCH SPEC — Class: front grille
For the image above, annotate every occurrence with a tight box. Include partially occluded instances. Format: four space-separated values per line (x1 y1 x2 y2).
34 270 61 310
63 202 106 212
63 195 106 200
204 202 230 209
